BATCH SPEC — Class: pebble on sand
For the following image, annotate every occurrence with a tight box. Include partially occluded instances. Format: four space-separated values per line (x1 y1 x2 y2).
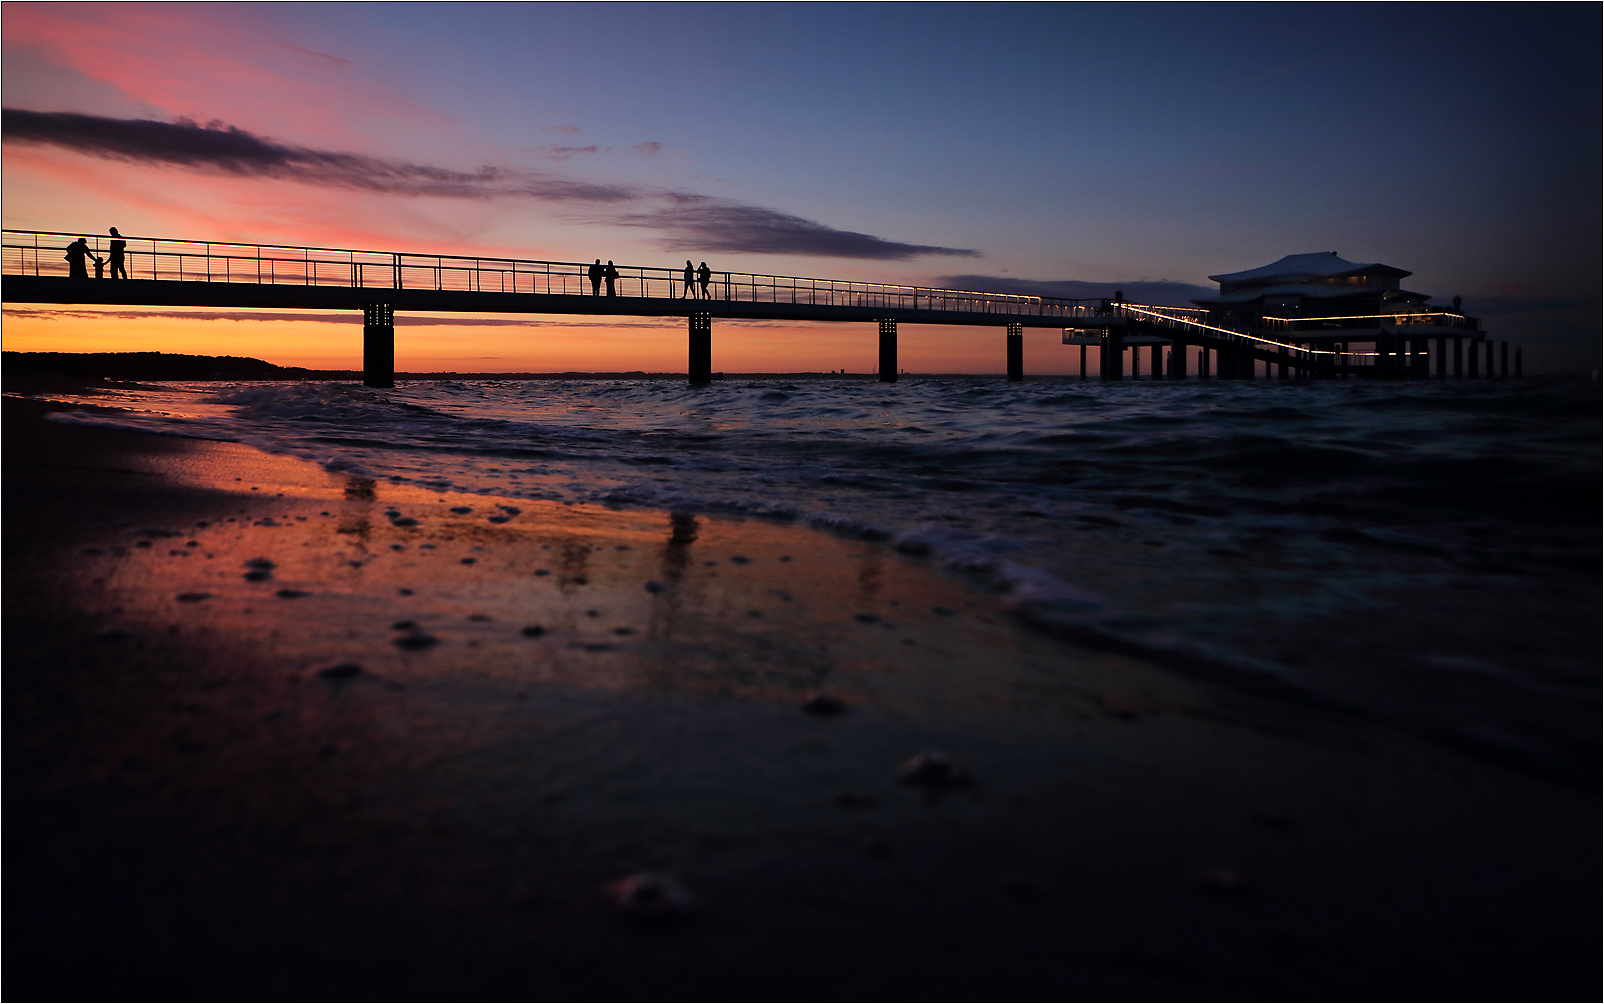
802 694 848 717
1197 866 1249 898
242 557 276 582
603 872 694 920
395 632 439 651
318 663 363 680
275 589 308 599
175 592 212 602
897 750 972 790
521 625 546 638
643 580 669 593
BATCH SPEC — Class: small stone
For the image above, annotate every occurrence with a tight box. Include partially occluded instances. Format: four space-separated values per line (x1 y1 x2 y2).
175 592 212 602
613 627 634 636
398 588 414 596
603 872 694 920
392 620 417 630
521 625 546 638
391 517 419 527
460 557 477 565
498 506 521 515
275 589 308 599
897 750 972 790
450 506 473 514
834 789 878 809
534 569 551 576
802 694 848 717
395 632 439 651
319 663 362 680
853 612 879 623
487 515 509 524
729 555 751 564
643 580 668 594
1197 866 1249 898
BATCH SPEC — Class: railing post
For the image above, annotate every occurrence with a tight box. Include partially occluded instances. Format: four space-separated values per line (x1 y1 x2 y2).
1006 322 1023 382
878 319 898 384
363 304 395 389
688 313 712 386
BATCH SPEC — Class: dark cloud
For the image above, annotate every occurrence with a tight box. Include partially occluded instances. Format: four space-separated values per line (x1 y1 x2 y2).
940 275 1213 306
3 109 978 260
626 201 979 260
274 43 351 68
1 108 635 202
631 141 662 157
1459 295 1597 315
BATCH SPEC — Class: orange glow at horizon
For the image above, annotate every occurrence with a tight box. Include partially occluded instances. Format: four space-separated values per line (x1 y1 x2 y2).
1 309 1087 375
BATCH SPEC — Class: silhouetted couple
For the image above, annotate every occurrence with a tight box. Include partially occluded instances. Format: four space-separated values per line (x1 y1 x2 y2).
64 228 128 279
682 260 712 299
588 258 620 296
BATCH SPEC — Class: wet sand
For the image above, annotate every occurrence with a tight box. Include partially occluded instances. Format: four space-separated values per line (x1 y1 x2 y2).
4 394 1596 999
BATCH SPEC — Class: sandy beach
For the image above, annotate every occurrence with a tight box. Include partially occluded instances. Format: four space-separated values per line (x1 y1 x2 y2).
4 391 1597 999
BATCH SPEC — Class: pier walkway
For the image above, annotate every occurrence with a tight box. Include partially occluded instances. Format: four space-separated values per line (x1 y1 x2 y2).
2 230 1509 386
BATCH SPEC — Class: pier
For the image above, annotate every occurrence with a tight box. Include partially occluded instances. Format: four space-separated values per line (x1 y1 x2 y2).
2 231 1512 387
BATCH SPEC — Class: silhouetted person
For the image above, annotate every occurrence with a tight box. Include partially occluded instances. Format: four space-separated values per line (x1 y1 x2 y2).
588 259 603 295
64 238 91 279
605 260 619 297
682 260 696 299
1452 295 1462 314
107 227 128 279
90 251 107 279
698 261 712 300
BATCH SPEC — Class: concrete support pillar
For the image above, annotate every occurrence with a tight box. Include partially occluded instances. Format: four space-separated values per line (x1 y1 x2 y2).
1149 343 1162 380
1500 341 1509 379
1515 345 1523 378
1435 337 1446 379
363 304 395 389
1453 338 1463 378
1079 343 1087 381
1485 341 1495 377
688 313 712 385
1130 345 1141 379
1199 347 1210 380
1172 342 1188 379
1101 331 1123 381
1277 350 1288 379
878 319 898 383
1468 339 1480 378
1006 322 1023 382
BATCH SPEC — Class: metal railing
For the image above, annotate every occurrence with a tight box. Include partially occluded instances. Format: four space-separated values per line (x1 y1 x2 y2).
2 229 1113 319
1261 311 1480 333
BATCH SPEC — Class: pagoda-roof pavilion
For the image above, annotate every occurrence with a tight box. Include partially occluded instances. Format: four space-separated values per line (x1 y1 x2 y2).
1193 252 1431 317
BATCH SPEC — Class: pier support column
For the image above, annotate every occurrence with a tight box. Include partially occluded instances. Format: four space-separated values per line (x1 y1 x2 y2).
688 313 712 385
1515 345 1523 378
363 304 395 389
1149 344 1162 380
1172 343 1188 379
1079 344 1087 381
1453 338 1463 378
1006 322 1023 382
1101 331 1123 381
1199 347 1210 380
1468 340 1480 377
1130 345 1140 379
878 319 898 383
1435 337 1446 379
1500 341 1509 379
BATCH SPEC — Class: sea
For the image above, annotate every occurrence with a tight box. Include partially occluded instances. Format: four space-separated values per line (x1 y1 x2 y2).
40 375 1602 782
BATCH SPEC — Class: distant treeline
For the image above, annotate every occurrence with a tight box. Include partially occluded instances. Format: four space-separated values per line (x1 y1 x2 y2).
2 351 353 380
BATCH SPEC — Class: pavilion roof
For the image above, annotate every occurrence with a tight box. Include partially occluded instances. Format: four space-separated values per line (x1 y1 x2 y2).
1208 252 1411 284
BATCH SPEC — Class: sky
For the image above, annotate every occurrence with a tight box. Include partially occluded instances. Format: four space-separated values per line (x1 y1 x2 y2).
2 2 1599 374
